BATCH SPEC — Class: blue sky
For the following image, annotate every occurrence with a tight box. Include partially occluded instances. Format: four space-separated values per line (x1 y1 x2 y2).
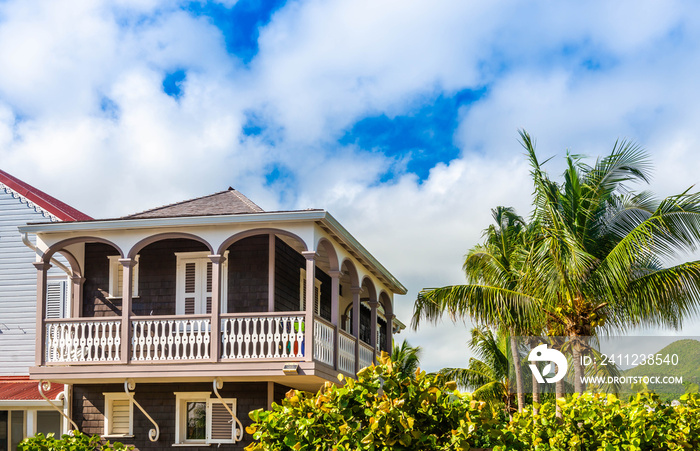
1 0 700 370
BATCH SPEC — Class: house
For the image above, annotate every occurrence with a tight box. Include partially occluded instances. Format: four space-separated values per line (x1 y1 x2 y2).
0 169 92 450
20 188 406 450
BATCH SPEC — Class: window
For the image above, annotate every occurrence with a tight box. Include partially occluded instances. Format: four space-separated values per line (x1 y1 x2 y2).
103 393 133 437
0 410 25 451
174 393 238 445
299 268 321 315
107 255 139 298
175 252 228 315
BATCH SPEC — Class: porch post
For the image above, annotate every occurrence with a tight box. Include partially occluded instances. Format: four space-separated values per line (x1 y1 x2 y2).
329 270 341 370
386 314 395 357
119 258 137 364
351 286 361 374
70 276 85 318
268 234 275 312
301 251 317 362
369 300 378 364
208 254 225 362
33 261 51 367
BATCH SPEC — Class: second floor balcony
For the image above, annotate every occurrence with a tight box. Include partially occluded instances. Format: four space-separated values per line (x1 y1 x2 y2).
24 210 405 388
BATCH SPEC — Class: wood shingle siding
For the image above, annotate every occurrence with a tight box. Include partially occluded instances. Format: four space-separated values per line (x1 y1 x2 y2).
73 382 267 450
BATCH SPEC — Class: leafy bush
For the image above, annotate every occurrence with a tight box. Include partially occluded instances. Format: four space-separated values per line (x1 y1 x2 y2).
498 392 700 451
18 430 133 451
245 353 513 450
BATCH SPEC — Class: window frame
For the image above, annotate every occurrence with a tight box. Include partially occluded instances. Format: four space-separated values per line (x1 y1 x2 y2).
175 251 228 316
299 268 321 315
107 255 139 299
103 393 134 438
174 392 238 445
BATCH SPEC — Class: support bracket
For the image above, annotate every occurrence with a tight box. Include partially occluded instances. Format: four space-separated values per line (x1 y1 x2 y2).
38 380 79 432
124 379 159 442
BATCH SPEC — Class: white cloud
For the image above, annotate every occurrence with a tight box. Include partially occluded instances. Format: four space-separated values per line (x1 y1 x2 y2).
0 0 699 371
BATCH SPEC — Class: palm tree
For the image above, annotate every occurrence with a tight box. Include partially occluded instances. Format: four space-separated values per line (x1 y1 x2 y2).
413 206 540 413
522 129 700 393
391 340 422 378
441 326 515 415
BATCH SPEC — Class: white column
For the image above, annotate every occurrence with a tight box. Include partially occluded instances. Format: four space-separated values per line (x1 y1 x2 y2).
301 251 317 362
70 276 85 319
26 409 37 437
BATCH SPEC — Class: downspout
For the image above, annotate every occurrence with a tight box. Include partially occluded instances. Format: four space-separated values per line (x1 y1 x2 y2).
124 379 159 442
38 380 79 431
22 232 71 276
213 377 244 443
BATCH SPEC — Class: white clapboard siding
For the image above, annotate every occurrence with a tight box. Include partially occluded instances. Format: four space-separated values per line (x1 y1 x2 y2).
0 189 68 375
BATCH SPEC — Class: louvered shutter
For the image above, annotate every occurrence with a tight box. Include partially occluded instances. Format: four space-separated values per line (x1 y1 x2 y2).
207 399 237 444
206 261 213 314
110 399 131 435
184 262 196 314
46 280 66 319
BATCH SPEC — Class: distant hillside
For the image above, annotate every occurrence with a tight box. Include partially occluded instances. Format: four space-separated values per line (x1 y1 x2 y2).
622 339 700 398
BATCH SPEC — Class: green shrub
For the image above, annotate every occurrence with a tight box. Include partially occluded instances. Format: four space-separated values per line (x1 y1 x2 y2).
245 353 513 450
18 430 133 451
497 392 700 451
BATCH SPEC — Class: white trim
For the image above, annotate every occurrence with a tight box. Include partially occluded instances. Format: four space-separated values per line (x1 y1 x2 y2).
206 398 237 444
175 252 228 315
173 392 211 445
299 268 321 315
103 392 134 437
0 182 60 222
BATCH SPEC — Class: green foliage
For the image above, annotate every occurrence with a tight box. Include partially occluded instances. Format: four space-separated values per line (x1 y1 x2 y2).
244 354 512 450
18 430 133 451
498 393 700 451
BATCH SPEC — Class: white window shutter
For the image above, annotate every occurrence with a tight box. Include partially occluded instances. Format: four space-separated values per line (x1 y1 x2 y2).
206 399 237 444
46 280 66 319
110 399 131 435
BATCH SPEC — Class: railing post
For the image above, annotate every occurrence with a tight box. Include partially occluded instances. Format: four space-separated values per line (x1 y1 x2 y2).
119 258 137 364
33 261 52 367
369 300 378 364
351 286 361 374
329 270 341 371
301 251 317 362
208 254 225 362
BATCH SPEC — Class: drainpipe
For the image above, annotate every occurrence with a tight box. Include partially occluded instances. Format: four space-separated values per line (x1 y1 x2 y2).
22 232 71 275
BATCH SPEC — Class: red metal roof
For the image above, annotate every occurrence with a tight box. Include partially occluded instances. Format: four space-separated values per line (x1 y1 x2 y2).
0 376 64 401
0 169 92 222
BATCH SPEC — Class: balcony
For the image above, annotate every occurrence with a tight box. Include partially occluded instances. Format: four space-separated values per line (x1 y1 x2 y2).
38 312 369 384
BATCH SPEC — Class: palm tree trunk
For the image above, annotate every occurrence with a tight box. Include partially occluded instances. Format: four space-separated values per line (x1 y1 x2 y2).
532 371 540 415
555 379 564 419
509 332 525 413
571 335 585 394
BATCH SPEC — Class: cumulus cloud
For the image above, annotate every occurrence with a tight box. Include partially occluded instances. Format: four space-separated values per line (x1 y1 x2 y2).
1 0 699 370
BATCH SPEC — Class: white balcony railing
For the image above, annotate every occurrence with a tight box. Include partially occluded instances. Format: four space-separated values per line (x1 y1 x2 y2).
131 316 210 361
45 319 121 363
313 318 334 366
359 341 374 370
221 314 305 360
338 331 356 375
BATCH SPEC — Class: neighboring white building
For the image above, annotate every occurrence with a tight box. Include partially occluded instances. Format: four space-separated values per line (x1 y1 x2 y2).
0 169 92 450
